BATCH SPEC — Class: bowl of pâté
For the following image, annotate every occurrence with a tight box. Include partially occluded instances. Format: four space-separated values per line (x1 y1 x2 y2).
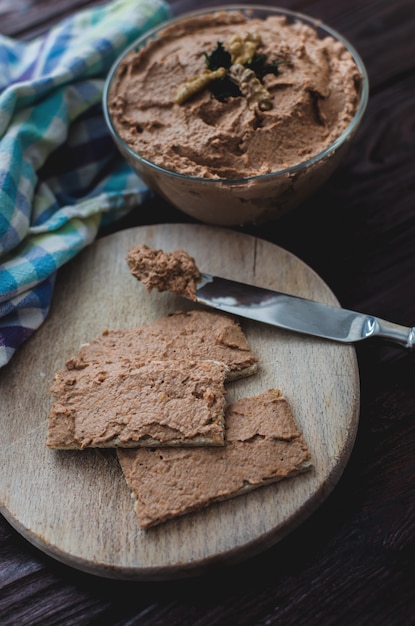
103 5 368 226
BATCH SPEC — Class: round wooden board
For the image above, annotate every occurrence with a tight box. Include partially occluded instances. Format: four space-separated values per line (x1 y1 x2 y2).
0 224 360 580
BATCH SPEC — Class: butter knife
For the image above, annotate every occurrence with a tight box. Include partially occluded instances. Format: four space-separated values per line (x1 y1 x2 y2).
194 273 414 348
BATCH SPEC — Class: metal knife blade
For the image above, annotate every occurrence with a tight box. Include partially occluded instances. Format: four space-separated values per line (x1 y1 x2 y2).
195 273 414 348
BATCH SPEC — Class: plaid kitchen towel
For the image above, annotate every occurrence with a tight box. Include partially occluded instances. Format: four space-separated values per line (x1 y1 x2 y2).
0 0 171 368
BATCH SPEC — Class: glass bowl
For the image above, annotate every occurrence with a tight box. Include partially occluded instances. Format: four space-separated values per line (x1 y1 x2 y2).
103 5 369 226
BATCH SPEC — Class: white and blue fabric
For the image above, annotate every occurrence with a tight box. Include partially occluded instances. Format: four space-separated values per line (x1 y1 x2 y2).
0 0 171 367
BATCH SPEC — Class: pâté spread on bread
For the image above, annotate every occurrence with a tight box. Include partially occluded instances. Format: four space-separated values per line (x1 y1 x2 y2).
118 389 312 529
47 358 229 449
108 10 362 179
61 309 259 382
46 310 259 449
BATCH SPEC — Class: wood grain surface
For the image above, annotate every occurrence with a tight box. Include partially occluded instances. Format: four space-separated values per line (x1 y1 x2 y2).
0 224 359 579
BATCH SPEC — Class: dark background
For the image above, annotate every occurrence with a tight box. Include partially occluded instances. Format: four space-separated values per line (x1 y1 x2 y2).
1 1 414 624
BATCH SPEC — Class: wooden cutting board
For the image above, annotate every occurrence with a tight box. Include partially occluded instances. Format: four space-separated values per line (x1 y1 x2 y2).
0 224 359 580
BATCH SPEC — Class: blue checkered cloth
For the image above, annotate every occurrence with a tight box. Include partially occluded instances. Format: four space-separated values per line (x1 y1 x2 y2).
0 0 171 368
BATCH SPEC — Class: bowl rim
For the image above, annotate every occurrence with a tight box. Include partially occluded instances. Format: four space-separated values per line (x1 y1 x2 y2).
103 3 370 184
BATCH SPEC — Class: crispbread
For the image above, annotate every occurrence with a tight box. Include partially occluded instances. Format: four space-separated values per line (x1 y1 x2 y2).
117 389 312 529
47 359 228 449
68 310 258 381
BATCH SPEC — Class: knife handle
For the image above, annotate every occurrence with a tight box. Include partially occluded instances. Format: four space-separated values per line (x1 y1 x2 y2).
374 318 415 348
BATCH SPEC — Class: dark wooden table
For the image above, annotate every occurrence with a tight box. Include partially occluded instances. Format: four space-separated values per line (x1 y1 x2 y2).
1 0 414 624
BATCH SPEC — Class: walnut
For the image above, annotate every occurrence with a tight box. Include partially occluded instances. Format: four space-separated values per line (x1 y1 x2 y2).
229 63 272 111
